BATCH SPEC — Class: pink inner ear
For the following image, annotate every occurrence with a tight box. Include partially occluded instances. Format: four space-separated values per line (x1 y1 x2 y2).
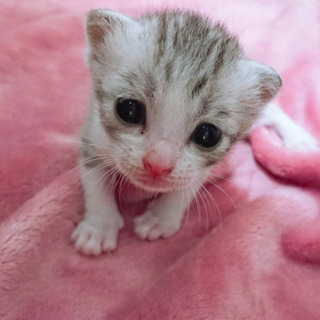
86 10 119 49
87 24 106 46
142 140 176 176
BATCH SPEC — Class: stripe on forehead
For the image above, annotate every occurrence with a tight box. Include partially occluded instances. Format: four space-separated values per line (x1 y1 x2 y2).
147 11 240 98
154 12 168 65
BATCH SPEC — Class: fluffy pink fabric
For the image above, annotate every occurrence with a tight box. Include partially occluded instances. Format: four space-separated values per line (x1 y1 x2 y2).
1 0 320 318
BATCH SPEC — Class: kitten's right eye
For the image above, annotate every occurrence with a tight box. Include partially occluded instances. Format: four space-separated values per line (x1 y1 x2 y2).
116 99 146 125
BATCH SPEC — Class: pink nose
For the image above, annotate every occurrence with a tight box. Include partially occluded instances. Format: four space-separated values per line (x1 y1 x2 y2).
142 141 175 176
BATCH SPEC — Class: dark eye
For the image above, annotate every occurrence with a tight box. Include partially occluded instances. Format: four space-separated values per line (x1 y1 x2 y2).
191 123 222 148
116 99 146 125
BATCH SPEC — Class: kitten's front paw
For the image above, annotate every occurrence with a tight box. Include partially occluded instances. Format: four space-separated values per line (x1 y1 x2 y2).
71 217 124 255
134 210 180 241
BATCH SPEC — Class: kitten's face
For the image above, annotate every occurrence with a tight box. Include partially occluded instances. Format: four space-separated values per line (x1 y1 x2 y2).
86 10 281 193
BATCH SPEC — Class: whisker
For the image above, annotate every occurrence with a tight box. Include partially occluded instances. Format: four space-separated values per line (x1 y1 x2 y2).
118 172 126 202
189 183 202 231
205 179 238 215
183 186 191 230
192 184 208 232
201 183 222 225
210 173 234 184
83 165 118 196
199 185 214 233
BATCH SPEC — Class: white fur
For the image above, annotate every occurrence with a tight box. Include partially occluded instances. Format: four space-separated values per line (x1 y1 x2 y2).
253 103 319 151
71 164 124 255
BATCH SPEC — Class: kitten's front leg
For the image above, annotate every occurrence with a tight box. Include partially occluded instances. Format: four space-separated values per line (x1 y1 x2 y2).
71 164 124 255
134 185 200 241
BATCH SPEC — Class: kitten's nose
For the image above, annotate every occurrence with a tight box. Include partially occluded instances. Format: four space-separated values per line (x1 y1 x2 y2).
143 141 175 176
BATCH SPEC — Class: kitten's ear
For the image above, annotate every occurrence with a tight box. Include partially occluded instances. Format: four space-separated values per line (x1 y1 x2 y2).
237 60 282 104
86 9 135 49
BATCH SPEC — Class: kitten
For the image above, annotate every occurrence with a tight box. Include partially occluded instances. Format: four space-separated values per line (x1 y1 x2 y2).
71 9 316 255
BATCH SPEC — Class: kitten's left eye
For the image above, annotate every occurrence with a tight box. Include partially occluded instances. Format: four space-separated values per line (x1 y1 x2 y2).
191 123 222 149
116 99 146 125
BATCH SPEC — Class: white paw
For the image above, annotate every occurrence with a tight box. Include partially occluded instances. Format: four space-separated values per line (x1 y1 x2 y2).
283 130 319 151
134 210 180 241
71 217 124 255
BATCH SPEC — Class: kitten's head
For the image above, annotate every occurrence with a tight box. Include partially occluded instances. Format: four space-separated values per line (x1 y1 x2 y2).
85 9 281 192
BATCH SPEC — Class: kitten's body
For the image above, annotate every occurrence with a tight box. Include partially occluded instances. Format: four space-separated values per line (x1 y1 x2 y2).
71 9 318 255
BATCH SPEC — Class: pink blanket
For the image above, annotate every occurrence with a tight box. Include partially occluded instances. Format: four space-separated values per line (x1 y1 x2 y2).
1 0 320 319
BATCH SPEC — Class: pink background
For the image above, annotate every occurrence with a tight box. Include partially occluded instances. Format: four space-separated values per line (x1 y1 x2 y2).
0 0 320 319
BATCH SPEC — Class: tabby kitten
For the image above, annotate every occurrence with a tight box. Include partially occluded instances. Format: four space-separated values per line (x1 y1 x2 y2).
72 9 284 255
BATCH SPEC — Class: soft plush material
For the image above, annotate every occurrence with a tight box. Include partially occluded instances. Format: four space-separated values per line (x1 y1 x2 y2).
1 0 320 319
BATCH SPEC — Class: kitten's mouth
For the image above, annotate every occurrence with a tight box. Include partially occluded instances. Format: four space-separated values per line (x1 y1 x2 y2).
128 175 177 193
119 171 188 193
